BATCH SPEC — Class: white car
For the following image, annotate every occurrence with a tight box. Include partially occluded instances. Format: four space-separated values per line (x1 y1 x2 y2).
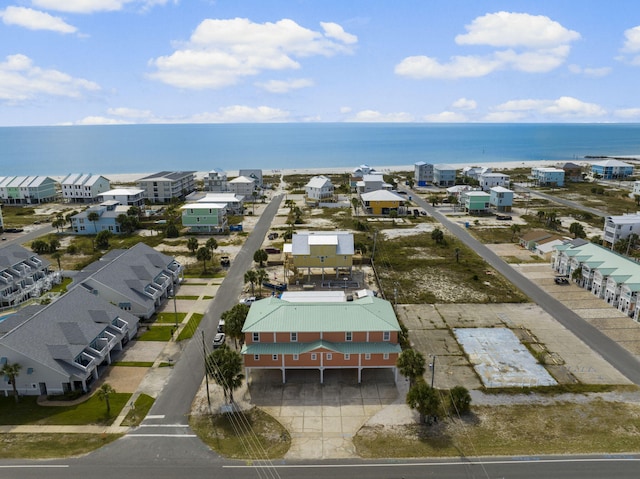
239 296 256 305
212 332 226 349
217 319 225 333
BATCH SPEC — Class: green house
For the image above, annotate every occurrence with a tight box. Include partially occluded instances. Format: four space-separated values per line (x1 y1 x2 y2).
181 202 227 234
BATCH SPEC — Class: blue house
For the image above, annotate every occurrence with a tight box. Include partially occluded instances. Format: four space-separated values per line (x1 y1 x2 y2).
70 202 130 235
591 159 634 180
489 186 514 212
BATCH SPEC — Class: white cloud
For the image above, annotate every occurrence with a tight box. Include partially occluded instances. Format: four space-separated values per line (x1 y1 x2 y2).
568 64 611 77
255 78 314 93
615 108 640 119
340 106 352 114
31 0 169 14
396 11 579 79
107 107 154 119
347 110 414 122
619 26 640 65
320 22 357 44
76 115 131 125
423 111 469 122
0 6 77 33
455 11 580 48
452 97 476 110
491 96 606 120
483 111 528 122
148 18 356 89
0 54 100 103
189 105 290 123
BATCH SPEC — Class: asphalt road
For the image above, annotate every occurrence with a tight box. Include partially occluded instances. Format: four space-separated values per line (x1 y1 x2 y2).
406 188 640 385
512 184 606 218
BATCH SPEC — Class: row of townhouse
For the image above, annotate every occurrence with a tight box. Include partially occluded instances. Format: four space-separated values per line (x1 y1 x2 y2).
61 174 111 203
241 291 402 384
0 242 182 397
0 176 57 204
552 239 640 320
0 244 61 308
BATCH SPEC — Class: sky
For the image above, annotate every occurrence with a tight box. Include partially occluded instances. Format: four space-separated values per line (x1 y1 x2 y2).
2 0 640 126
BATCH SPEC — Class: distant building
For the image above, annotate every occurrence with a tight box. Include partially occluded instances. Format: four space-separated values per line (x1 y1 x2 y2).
0 244 59 307
351 164 377 189
433 164 457 187
228 176 256 200
633 181 640 198
197 193 244 215
591 159 634 180
70 202 131 235
360 190 406 215
181 202 228 234
136 171 196 203
478 172 510 191
603 213 640 248
204 169 228 192
97 188 145 207
462 166 491 180
461 190 490 214
0 176 57 205
414 162 434 186
356 174 391 194
531 167 565 187
561 162 583 182
61 174 111 203
489 186 513 212
238 169 263 188
305 175 334 201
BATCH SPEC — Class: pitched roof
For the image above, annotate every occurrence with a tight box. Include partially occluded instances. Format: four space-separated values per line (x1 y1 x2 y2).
305 175 333 188
360 190 405 202
291 231 354 255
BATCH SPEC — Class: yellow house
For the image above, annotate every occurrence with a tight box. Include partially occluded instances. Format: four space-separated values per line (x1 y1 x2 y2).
360 190 406 215
289 231 354 280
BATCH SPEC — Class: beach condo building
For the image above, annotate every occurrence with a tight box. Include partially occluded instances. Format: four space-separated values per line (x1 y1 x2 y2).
531 167 565 187
590 159 634 180
97 188 145 207
360 190 406 215
489 186 514 212
0 244 60 308
461 190 490 214
603 213 640 248
0 176 57 205
305 175 335 203
356 174 391 194
228 176 257 200
433 164 457 187
287 231 354 281
61 174 111 203
0 287 140 397
414 162 434 186
241 292 402 384
72 242 183 320
204 169 228 192
238 169 263 188
136 171 196 203
197 193 244 215
478 172 510 191
181 202 228 234
70 202 131 235
561 162 584 182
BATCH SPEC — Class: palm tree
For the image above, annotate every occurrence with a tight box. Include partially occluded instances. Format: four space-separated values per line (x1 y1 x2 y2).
51 251 63 270
196 246 212 273
87 211 100 233
206 237 218 255
244 270 257 296
397 349 426 387
187 237 199 254
406 379 440 424
510 224 522 241
253 249 268 267
1 361 22 403
351 197 360 216
206 345 244 404
256 268 269 297
431 227 444 244
222 303 250 348
97 383 115 414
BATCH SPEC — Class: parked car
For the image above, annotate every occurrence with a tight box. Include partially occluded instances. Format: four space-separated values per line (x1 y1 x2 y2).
239 296 256 305
213 332 226 349
496 215 512 220
264 247 281 254
220 255 230 267
268 232 279 240
554 276 569 285
217 319 225 333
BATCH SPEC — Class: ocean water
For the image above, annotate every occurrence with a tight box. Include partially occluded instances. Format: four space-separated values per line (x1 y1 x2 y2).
1 123 640 177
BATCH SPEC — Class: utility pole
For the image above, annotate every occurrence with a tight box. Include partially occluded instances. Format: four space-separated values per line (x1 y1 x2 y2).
429 355 436 388
393 282 398 308
202 331 210 407
371 230 378 261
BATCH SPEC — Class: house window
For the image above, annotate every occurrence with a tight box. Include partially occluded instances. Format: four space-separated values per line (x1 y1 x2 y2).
326 353 332 360
311 353 317 361
253 332 260 342
383 353 389 360
293 354 299 361
27 368 34 374
254 354 260 361
290 332 297 342
346 332 352 342
365 353 371 360
383 331 390 341
272 354 278 361
344 354 350 360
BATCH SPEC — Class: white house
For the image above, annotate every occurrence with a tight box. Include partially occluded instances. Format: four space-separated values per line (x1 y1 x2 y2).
228 176 256 200
479 172 510 191
531 167 565 187
204 169 228 192
238 169 263 187
433 164 457 187
197 193 244 215
603 213 640 248
136 171 196 203
305 175 334 201
97 188 145 207
61 174 111 203
356 174 391 194
462 166 491 180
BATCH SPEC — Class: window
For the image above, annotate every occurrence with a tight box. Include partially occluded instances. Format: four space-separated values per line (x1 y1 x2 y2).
290 332 297 342
326 353 332 360
383 331 390 341
365 353 371 360
253 332 260 342
346 331 352 342
344 354 350 360
254 354 260 361
311 353 317 361
272 354 278 361
293 354 299 361
383 353 389 360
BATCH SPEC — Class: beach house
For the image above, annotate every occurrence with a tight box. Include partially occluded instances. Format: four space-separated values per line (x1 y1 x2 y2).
287 231 354 281
181 202 228 234
0 176 58 205
603 213 640 248
61 174 111 203
0 287 139 397
478 172 510 191
489 186 514 212
531 167 565 187
356 174 391 194
241 292 402 384
414 162 434 186
228 176 257 200
360 190 406 215
238 169 263 188
433 164 458 187
97 188 145 207
305 175 335 202
70 202 131 235
136 171 196 203
197 193 244 215
561 162 584 182
590 159 634 180
461 190 490 214
204 169 228 192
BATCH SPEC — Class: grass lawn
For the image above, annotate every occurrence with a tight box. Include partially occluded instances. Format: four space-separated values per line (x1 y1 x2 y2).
120 394 155 427
137 325 174 341
0 433 123 459
0 393 130 426
177 313 204 341
112 361 154 367
155 312 187 324
190 407 290 459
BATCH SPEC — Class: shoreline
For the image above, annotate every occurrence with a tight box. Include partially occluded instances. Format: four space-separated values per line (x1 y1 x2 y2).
87 157 631 185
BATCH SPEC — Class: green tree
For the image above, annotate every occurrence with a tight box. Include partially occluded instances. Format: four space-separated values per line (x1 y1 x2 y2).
569 222 586 239
448 385 472 415
244 269 257 297
397 349 426 387
31 239 49 255
51 250 63 270
537 210 546 223
95 230 112 249
187 237 199 255
52 218 65 232
351 197 360 217
510 223 522 241
87 211 100 233
406 379 440 424
97 383 115 414
253 249 268 267
1 361 22 403
196 246 212 273
206 344 245 403
221 303 250 348
256 268 269 297
431 227 444 244
48 238 60 253
206 237 218 255
166 222 179 238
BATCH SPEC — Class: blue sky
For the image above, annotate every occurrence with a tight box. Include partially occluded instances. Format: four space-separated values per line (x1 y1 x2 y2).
2 0 640 126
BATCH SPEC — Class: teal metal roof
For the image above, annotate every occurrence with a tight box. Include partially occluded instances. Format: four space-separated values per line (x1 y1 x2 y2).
241 340 401 355
242 296 401 333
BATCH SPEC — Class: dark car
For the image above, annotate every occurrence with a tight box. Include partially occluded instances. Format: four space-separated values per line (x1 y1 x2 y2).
496 215 512 220
220 255 230 267
554 276 569 285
